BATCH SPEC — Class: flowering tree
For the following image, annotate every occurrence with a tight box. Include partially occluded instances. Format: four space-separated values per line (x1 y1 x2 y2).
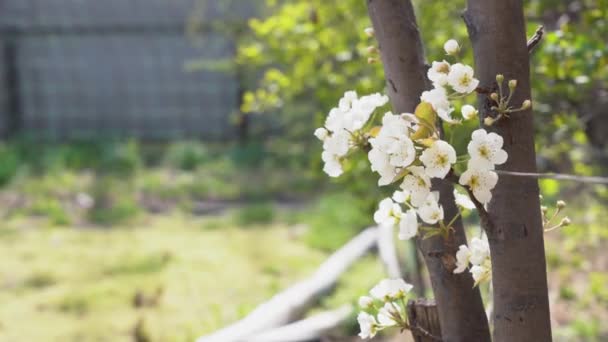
314 0 558 341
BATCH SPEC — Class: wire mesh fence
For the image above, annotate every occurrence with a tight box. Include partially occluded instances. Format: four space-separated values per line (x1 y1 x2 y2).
0 0 256 140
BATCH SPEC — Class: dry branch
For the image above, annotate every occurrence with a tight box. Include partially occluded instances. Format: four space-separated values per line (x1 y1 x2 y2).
246 305 353 342
377 224 402 278
196 227 379 342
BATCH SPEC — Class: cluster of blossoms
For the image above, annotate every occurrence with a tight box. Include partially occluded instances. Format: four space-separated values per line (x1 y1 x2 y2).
357 278 414 339
458 129 508 204
315 39 509 242
315 40 517 337
314 91 389 177
454 235 492 285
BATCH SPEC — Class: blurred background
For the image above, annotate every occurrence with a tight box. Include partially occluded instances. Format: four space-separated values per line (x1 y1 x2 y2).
0 0 606 341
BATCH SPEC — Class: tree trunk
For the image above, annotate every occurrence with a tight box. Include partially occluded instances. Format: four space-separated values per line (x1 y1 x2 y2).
366 1 491 341
463 1 553 341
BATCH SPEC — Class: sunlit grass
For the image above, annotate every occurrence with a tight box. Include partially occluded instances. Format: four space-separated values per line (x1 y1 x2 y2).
0 213 383 341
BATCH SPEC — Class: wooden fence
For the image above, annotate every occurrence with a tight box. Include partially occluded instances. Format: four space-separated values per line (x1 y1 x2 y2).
0 0 258 140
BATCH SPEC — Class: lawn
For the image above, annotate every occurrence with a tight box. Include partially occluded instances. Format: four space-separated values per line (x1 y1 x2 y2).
0 213 384 342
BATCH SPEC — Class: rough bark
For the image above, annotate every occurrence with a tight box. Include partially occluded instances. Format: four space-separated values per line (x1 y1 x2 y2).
463 1 553 341
366 1 491 341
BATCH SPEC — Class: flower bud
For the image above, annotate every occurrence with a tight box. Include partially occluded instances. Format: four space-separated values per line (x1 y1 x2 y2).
461 105 478 120
367 57 378 64
560 217 571 227
496 74 504 83
556 200 566 209
508 79 518 89
366 46 378 55
443 39 460 55
490 93 499 102
364 27 375 37
541 205 548 213
484 117 495 126
522 100 532 109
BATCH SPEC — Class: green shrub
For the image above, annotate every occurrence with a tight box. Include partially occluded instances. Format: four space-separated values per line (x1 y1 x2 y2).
301 192 370 251
165 141 212 171
0 144 20 186
97 140 141 178
230 142 266 167
88 177 139 225
29 198 71 226
235 202 275 226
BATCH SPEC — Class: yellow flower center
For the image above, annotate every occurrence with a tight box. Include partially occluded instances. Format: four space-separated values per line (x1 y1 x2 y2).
417 177 426 187
478 146 490 158
469 175 479 189
435 154 448 166
459 74 471 86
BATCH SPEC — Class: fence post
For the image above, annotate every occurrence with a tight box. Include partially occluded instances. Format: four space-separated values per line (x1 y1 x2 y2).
2 28 22 138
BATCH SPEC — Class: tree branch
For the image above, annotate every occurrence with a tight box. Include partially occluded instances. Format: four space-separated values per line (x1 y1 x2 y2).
496 170 608 185
527 25 544 53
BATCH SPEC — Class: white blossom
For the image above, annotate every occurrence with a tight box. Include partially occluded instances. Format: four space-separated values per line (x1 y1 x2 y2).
420 87 458 124
357 312 378 339
400 166 432 207
447 63 479 94
417 192 444 224
368 148 396 186
377 303 400 327
453 189 475 210
419 140 457 178
398 209 418 240
392 190 409 203
427 60 450 86
322 130 349 157
458 166 498 204
453 235 491 285
324 107 347 133
373 198 402 227
358 296 374 309
370 278 413 301
317 91 389 178
338 90 358 112
321 151 343 177
453 245 471 274
461 105 478 120
469 236 490 266
368 112 417 185
467 129 508 170
325 91 388 132
443 39 460 55
470 262 492 285
314 127 329 141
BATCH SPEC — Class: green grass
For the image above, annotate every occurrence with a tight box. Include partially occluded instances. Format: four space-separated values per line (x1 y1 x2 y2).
0 213 384 341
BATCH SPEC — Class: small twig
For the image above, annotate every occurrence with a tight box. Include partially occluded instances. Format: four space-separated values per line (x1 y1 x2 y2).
527 25 544 53
496 170 608 185
409 324 443 341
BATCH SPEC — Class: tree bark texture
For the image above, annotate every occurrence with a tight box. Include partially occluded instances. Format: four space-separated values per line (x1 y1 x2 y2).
366 1 491 341
464 1 552 341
